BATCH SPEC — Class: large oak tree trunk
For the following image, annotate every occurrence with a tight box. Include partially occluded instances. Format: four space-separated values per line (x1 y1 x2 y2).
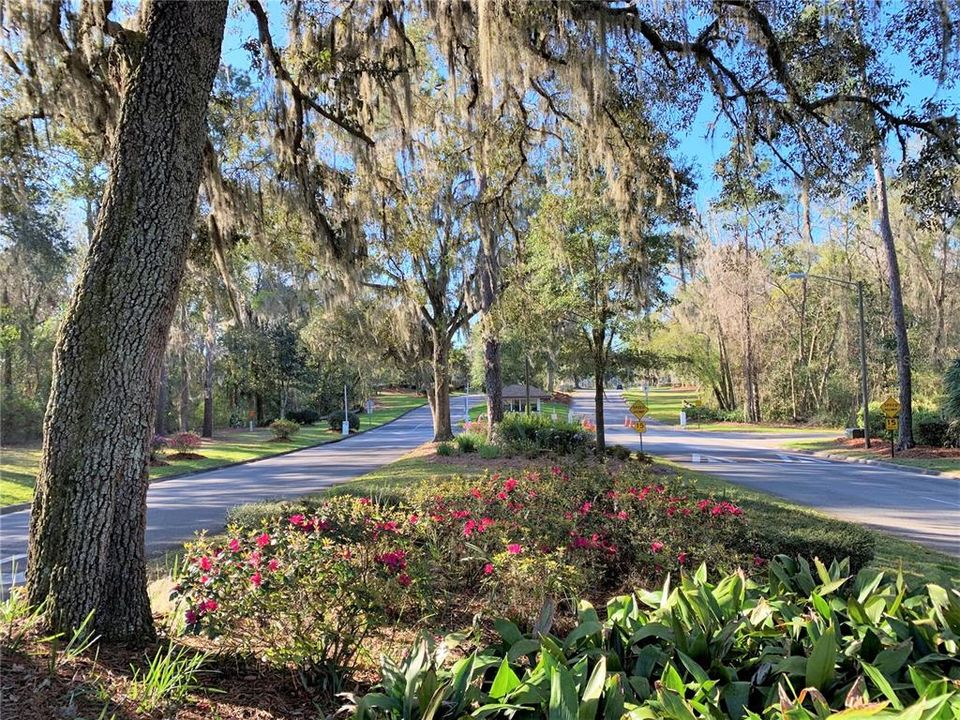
871 145 914 448
27 0 227 642
430 333 454 441
478 222 504 430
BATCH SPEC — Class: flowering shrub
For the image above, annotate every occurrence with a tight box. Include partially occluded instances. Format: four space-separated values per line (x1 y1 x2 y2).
269 418 300 440
461 418 488 434
169 431 202 454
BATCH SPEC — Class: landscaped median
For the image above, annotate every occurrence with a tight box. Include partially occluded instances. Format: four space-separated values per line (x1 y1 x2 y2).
4 444 958 718
0 391 426 507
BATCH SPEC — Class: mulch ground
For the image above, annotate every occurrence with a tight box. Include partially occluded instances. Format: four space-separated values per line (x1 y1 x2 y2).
165 453 207 461
827 436 960 461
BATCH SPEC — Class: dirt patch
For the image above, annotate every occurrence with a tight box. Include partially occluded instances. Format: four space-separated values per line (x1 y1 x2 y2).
166 452 207 461
828 437 960 460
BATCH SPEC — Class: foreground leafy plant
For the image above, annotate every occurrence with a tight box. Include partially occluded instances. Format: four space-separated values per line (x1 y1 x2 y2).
128 644 213 713
349 558 960 719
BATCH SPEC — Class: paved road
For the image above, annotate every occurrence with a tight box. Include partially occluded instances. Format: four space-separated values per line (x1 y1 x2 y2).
0 397 483 588
571 389 960 556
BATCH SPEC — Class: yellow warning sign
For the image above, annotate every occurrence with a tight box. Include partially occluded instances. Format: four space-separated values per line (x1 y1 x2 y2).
885 417 899 431
635 420 647 433
879 396 900 417
629 400 649 419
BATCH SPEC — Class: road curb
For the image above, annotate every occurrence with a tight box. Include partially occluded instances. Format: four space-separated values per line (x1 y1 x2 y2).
0 400 429 518
793 449 953 477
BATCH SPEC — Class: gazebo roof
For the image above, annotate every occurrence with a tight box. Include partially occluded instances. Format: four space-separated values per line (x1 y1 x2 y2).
501 383 552 399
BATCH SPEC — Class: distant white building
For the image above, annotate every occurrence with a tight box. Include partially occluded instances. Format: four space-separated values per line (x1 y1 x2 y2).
502 383 552 413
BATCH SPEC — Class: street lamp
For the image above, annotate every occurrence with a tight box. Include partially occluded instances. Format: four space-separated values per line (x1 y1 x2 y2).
788 272 871 448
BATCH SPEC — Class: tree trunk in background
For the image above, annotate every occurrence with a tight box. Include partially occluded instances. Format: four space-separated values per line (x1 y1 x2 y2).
202 295 215 438
741 227 761 422
27 0 227 642
592 328 607 455
430 334 453 441
155 356 169 436
477 221 503 431
2 287 11 390
178 308 191 432
871 144 914 448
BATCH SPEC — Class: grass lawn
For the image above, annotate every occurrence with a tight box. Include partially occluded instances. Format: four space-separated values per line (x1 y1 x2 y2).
784 437 960 477
0 391 425 507
623 386 839 433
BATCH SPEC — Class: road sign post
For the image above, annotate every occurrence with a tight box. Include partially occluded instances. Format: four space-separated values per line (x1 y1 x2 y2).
880 396 900 458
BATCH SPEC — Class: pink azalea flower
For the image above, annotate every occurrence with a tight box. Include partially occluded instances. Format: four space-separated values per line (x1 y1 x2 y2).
358 497 372 505
483 563 495 575
496 492 508 500
289 514 305 526
247 551 262 567
677 552 688 565
250 572 262 587
198 555 212 571
503 478 518 493
397 573 412 587
463 519 477 537
507 543 522 555
469 487 483 500
228 538 240 553
203 599 218 612
200 575 209 584
185 610 198 624
256 532 270 547
409 514 419 524
651 541 664 554
267 558 280 572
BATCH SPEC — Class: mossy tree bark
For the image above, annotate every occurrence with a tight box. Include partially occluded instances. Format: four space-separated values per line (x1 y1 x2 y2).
27 0 227 643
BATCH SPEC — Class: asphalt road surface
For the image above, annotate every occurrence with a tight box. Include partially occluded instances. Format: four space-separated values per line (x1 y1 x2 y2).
0 396 483 589
572 389 959 557
3 389 957 591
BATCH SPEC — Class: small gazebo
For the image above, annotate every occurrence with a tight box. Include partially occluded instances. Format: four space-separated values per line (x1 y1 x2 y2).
501 383 552 413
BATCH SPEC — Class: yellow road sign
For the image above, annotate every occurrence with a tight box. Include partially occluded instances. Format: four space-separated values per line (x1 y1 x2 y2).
693 399 703 407
885 417 899 431
879 396 900 417
629 400 649 419
635 420 647 433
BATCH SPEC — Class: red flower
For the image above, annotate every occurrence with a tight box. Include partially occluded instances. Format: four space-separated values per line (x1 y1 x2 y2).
507 543 522 554
503 478 518 493
267 558 280 572
228 538 240 553
377 550 408 573
198 555 212 571
185 610 198 624
496 492 508 500
579 501 592 514
469 487 483 500
203 599 218 612
651 541 665 554
250 572 262 587
247 551 262 567
200 575 209 584
358 497 372 505
463 519 478 537
289 514 305 526
397 573 412 587
483 563 495 575
408 514 419 524
452 510 471 520
479 517 494 531
616 510 629 521
677 552 688 565
256 532 271 547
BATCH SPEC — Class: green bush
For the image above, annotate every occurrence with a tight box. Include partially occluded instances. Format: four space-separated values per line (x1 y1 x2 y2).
945 357 960 419
0 390 44 444
496 412 591 455
328 411 360 432
269 419 300 441
455 431 483 454
747 521 875 574
856 402 886 435
349 559 959 720
945 419 960 448
286 408 321 425
605 443 632 460
478 443 500 459
916 416 949 447
435 441 456 456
